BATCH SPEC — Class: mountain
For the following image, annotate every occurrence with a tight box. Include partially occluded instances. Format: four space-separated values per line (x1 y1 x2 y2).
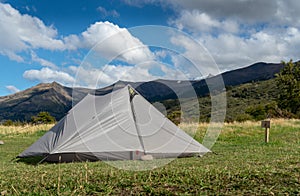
0 62 284 122
0 82 90 121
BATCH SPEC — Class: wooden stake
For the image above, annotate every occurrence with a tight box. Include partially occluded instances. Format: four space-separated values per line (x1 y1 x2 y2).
265 127 269 143
261 119 270 143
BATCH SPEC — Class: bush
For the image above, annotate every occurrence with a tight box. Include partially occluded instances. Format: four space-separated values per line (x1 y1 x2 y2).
235 113 253 122
167 111 182 125
2 119 13 126
31 112 56 124
245 105 266 120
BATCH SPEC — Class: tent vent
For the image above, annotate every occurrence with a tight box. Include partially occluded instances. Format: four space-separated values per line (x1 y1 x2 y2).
128 86 137 101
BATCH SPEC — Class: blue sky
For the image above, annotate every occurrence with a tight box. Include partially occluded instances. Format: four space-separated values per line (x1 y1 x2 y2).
1 0 300 95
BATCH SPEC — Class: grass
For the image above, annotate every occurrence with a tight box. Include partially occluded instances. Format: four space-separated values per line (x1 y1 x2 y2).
0 119 299 195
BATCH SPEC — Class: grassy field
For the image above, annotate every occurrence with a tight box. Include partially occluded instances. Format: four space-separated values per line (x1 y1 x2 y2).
0 119 299 195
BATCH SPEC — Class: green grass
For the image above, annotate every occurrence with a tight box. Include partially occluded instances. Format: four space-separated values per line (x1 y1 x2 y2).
0 120 299 195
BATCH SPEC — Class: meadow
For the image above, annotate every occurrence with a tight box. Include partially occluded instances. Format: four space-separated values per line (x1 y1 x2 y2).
0 119 299 195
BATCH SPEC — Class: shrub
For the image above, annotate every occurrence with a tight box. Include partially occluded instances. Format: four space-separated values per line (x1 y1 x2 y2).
2 119 13 126
245 105 266 120
167 111 182 125
31 112 56 124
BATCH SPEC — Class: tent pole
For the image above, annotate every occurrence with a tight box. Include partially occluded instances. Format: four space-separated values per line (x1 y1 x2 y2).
37 155 49 165
128 86 146 156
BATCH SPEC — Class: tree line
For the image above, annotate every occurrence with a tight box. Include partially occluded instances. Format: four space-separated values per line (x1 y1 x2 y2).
2 111 56 126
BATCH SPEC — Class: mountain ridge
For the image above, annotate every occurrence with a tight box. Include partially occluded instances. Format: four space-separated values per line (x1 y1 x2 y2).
0 61 284 122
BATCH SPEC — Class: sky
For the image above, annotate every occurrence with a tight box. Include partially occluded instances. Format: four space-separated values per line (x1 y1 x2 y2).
0 0 300 96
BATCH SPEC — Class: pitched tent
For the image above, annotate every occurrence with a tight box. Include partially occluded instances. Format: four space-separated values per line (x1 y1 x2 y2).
18 85 210 162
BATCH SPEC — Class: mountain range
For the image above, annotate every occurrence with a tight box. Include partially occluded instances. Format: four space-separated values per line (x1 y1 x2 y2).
0 62 284 122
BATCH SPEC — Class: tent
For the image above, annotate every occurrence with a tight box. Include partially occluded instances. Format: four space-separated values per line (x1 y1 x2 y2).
18 85 210 162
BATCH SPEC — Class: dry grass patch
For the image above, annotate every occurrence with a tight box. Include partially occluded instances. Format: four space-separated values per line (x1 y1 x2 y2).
0 124 54 135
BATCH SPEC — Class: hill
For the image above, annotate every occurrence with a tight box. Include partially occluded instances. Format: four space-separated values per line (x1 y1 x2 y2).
0 82 90 121
0 62 284 122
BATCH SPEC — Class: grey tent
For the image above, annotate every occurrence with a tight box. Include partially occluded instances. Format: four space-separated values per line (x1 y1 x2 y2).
18 85 209 162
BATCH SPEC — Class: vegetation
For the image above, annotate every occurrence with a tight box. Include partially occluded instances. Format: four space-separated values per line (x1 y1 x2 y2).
2 120 13 126
2 63 298 124
0 120 299 195
162 78 285 123
167 111 182 125
31 111 56 124
276 60 300 117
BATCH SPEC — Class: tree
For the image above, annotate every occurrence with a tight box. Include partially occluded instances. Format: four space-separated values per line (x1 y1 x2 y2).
276 60 300 116
31 111 56 124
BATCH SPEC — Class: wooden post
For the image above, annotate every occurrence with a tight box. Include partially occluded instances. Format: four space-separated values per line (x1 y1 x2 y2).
261 119 270 143
264 127 269 143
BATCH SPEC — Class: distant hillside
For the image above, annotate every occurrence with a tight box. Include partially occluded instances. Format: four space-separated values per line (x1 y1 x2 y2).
190 78 281 122
0 62 284 122
0 82 90 121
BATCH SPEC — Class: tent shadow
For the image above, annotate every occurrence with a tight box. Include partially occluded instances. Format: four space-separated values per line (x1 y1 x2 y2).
16 156 46 165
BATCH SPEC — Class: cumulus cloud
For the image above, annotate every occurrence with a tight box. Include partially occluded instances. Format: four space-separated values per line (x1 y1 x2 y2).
166 0 278 23
0 3 153 67
65 21 154 65
69 60 189 88
162 0 300 70
72 64 153 88
0 3 65 61
23 67 75 85
4 0 300 91
170 34 220 76
0 3 156 87
119 0 300 71
22 62 180 89
6 85 20 94
171 10 239 34
130 0 300 26
195 26 300 70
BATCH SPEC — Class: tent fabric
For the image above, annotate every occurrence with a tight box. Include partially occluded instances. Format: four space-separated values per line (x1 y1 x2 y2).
18 85 210 162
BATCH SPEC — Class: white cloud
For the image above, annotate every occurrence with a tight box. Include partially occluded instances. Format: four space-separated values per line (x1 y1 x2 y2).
0 3 65 61
122 0 159 7
5 85 20 94
123 0 300 70
65 21 154 65
172 10 239 34
97 6 119 18
68 59 192 88
4 0 300 91
164 1 300 71
30 51 57 69
71 63 157 88
195 26 300 70
0 3 153 67
0 3 160 88
172 11 219 33
136 0 300 26
170 34 220 76
23 67 75 85
2 51 24 62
